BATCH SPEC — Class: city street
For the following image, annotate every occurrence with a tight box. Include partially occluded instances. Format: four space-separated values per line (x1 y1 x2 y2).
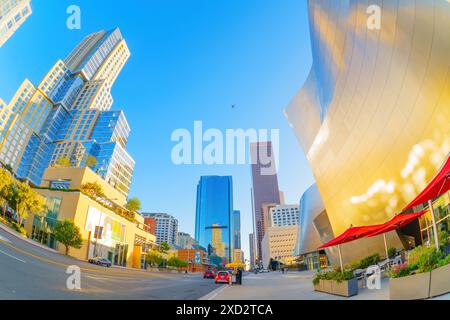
0 225 220 300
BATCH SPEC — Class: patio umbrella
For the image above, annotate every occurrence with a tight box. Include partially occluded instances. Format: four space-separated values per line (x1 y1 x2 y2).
403 155 450 211
319 224 385 272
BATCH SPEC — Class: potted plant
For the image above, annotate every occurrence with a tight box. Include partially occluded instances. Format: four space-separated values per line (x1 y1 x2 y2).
312 269 358 297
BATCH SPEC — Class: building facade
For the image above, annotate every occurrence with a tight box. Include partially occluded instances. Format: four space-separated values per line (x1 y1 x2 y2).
24 167 156 268
177 232 199 249
250 141 280 262
285 0 450 265
195 176 234 265
249 233 255 268
0 0 32 48
270 204 300 227
232 210 241 250
141 212 178 246
0 28 135 197
261 226 298 269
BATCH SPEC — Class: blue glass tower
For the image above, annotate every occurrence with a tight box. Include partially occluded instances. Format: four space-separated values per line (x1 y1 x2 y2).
195 176 234 265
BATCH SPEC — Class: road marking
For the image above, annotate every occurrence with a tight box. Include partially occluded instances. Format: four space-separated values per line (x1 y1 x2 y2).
0 235 11 243
199 284 228 300
0 248 26 263
0 238 185 279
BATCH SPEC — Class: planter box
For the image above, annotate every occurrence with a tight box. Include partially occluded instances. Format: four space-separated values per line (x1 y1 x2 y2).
430 263 450 298
314 279 358 297
389 272 431 300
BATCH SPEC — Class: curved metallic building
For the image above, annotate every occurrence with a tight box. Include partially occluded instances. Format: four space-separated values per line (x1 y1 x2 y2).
287 0 450 262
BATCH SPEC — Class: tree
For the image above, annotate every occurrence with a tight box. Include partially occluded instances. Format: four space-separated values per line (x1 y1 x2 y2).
125 197 141 212
0 168 13 217
85 155 98 169
146 250 164 268
53 219 83 255
158 241 171 253
4 181 45 226
81 182 105 199
56 156 72 168
168 257 188 269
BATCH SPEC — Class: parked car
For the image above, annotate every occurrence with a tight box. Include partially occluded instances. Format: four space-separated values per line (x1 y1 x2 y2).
88 257 112 267
215 271 230 284
203 270 215 279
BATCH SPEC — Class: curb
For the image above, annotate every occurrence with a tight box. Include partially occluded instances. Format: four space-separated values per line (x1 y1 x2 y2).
0 222 58 254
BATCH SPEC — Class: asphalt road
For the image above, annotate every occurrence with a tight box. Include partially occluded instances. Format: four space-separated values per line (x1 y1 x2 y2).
0 226 220 300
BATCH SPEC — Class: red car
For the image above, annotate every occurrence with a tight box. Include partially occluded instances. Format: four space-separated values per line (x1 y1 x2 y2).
214 271 230 284
203 270 215 279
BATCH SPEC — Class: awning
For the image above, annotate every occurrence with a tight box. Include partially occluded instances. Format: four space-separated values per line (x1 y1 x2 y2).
319 224 384 249
364 210 427 238
403 155 450 211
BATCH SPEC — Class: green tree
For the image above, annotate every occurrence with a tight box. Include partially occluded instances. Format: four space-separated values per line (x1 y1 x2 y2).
125 197 141 212
0 168 13 217
158 241 171 253
146 250 163 268
85 155 98 169
168 256 188 269
53 219 83 255
4 181 45 226
81 182 106 199
56 156 72 168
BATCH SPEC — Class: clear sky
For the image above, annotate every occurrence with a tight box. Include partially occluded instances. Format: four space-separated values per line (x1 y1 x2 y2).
0 0 315 260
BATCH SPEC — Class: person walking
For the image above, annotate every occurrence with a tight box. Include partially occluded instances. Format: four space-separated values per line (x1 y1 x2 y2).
237 268 243 285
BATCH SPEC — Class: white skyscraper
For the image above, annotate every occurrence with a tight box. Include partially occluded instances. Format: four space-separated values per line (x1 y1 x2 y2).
0 0 32 48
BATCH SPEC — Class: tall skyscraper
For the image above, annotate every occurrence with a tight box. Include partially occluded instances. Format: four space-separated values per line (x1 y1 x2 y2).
0 28 134 196
141 212 178 246
250 141 280 262
232 210 241 250
249 233 255 268
195 176 234 265
0 0 32 48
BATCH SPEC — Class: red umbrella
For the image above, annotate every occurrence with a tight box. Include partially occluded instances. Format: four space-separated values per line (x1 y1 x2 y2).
403 155 450 211
319 224 384 249
365 210 427 238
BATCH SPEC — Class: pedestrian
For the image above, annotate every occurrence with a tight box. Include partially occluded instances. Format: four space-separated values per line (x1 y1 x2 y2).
237 268 242 285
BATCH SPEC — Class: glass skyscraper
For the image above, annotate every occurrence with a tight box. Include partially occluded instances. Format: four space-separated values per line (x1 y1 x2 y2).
233 210 241 250
0 28 135 196
195 176 234 266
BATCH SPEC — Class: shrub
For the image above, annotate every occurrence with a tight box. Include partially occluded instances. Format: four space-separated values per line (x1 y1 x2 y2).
391 263 411 279
312 270 354 285
438 254 450 268
388 247 397 259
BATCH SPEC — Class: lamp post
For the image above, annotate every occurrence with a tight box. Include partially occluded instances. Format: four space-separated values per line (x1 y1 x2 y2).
428 200 440 251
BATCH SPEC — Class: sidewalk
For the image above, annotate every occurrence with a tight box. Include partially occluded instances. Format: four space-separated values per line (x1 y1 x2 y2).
200 271 390 300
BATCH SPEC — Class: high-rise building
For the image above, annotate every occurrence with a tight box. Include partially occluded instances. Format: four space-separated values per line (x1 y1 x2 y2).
270 204 300 227
195 176 234 265
143 217 157 236
0 0 32 48
249 233 255 268
285 0 450 265
232 210 241 250
0 28 135 197
141 212 178 246
250 141 280 262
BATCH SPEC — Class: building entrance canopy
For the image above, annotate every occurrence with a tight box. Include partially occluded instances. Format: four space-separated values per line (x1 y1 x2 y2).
319 155 449 250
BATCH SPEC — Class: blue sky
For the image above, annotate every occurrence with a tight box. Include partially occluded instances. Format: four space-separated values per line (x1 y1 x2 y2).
0 0 315 259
